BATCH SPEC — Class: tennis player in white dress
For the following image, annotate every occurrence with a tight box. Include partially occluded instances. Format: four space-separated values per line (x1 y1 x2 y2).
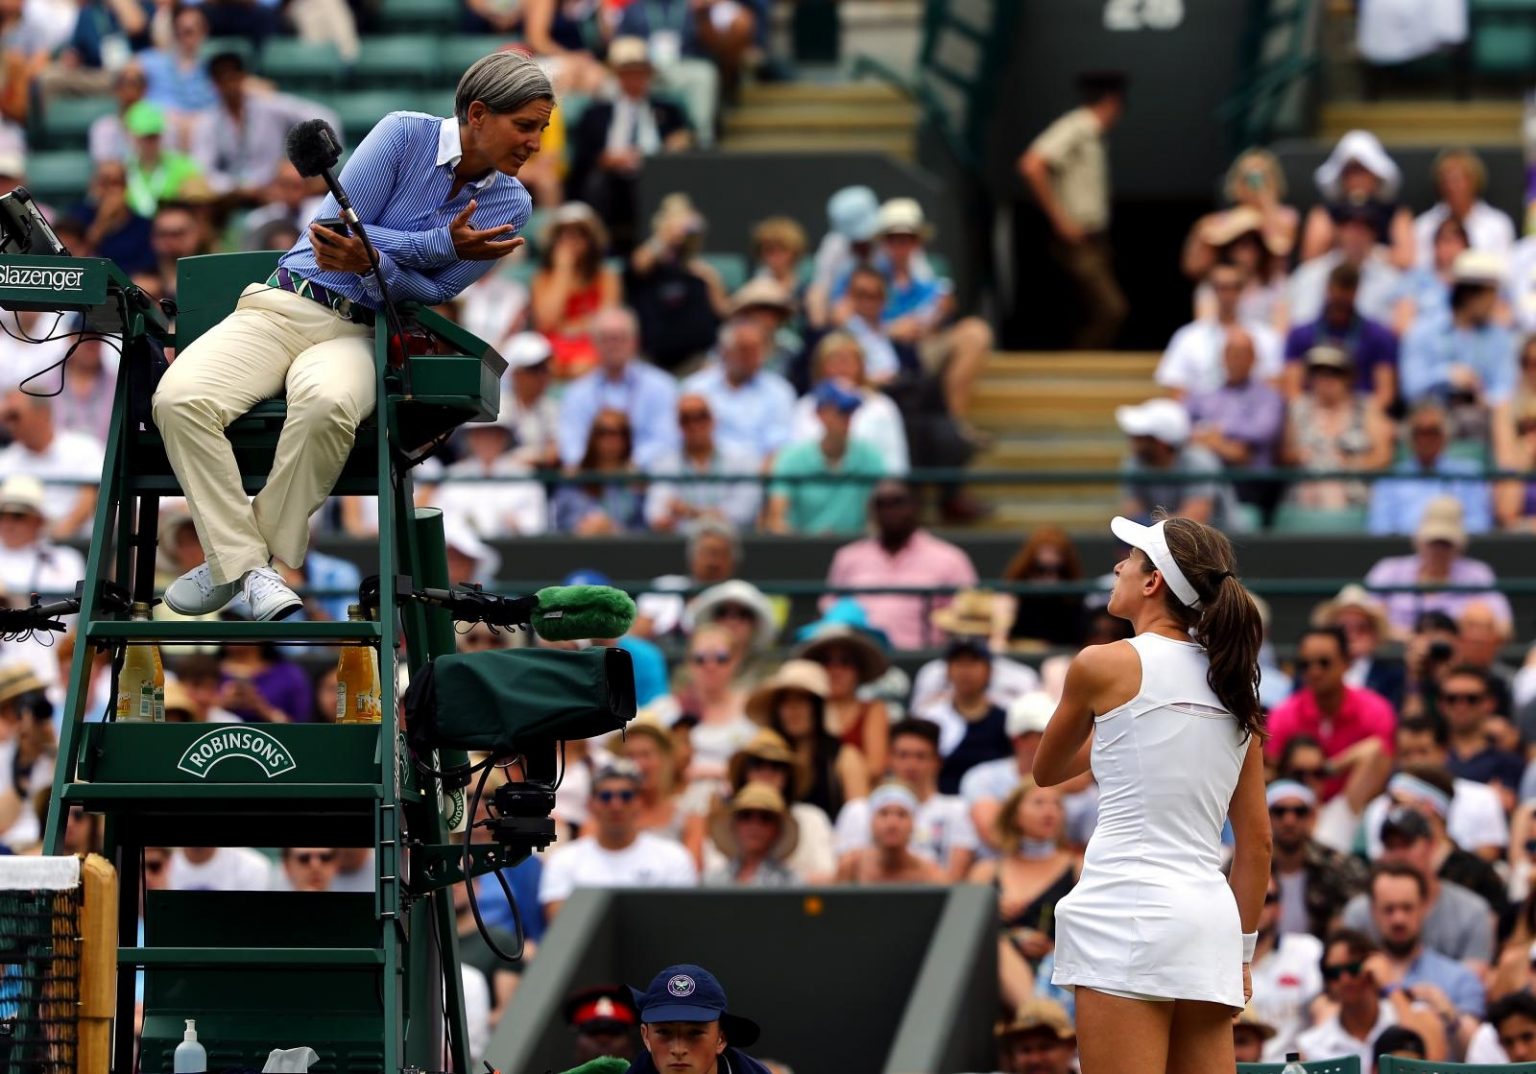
1035 515 1271 1074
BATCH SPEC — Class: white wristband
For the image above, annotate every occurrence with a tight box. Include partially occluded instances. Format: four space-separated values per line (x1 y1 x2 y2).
1241 931 1258 962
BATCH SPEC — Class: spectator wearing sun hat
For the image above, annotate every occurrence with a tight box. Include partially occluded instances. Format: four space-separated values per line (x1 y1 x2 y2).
795 615 893 782
960 691 1095 855
500 332 561 469
703 783 801 888
1365 493 1509 633
686 580 778 655
568 37 694 253
725 727 836 881
1231 1004 1280 1064
1116 397 1235 529
994 998 1077 1074
807 185 882 328
910 590 1042 716
744 661 864 819
0 475 86 603
437 410 548 540
1314 584 1406 706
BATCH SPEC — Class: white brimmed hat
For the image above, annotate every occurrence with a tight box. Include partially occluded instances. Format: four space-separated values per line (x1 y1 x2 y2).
0 475 45 516
1451 249 1505 287
1110 515 1203 609
607 35 652 69
441 516 502 582
687 580 778 650
1006 691 1055 738
506 331 553 369
708 783 799 864
1415 496 1467 549
1115 398 1190 446
1314 129 1402 201
875 197 933 240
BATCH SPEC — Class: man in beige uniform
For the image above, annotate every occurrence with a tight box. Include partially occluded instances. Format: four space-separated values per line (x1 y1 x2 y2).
1019 72 1129 350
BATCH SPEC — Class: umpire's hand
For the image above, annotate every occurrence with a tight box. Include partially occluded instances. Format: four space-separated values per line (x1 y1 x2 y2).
451 199 526 260
309 223 373 274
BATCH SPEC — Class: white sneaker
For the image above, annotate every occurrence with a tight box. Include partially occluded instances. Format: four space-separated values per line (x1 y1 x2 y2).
164 562 241 616
241 566 302 622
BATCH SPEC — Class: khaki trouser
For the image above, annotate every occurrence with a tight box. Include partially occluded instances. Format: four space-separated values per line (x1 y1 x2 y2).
1050 232 1129 350
151 284 375 586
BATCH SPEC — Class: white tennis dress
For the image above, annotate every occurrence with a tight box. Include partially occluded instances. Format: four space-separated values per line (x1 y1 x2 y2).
1051 633 1249 1007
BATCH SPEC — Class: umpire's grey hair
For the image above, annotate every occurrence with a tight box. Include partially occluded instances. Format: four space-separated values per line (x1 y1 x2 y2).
454 52 555 123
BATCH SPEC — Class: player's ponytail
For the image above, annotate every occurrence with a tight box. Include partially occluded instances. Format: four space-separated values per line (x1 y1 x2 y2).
1159 516 1266 741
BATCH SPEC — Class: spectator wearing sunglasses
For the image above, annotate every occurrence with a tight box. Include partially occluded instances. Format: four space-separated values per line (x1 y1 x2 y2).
280 846 340 892
1267 778 1368 942
1437 665 1524 799
1248 870 1324 1061
671 624 756 788
1297 927 1445 1065
1267 627 1396 804
538 760 698 922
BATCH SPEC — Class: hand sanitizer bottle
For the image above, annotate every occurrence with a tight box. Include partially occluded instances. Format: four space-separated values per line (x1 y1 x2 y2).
173 1019 206 1072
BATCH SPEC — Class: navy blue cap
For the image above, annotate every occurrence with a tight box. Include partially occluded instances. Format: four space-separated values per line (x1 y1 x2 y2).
630 964 760 1047
812 379 861 415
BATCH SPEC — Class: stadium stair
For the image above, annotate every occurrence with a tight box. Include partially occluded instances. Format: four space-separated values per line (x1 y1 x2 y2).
1319 99 1522 146
721 81 919 160
965 351 1159 531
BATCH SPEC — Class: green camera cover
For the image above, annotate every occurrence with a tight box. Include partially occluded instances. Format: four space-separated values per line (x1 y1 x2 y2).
405 646 636 754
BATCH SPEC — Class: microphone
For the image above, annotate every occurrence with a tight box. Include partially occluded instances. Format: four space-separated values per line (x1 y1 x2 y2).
530 585 638 642
406 583 637 642
286 119 356 225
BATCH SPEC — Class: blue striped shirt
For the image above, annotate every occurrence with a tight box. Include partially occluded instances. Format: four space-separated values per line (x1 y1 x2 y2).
278 111 533 311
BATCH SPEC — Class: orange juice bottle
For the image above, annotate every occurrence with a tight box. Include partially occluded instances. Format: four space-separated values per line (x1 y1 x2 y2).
116 602 164 722
336 605 381 724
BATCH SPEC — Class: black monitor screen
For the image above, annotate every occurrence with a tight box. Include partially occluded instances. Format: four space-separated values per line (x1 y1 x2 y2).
0 188 69 257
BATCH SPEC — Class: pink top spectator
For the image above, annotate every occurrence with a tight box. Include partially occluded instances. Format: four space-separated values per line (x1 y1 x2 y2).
1363 553 1514 635
1264 684 1398 798
823 529 978 650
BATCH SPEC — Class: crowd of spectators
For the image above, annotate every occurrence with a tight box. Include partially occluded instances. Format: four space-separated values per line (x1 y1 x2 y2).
1108 129 1536 540
7 8 1536 1070
8 483 1536 1067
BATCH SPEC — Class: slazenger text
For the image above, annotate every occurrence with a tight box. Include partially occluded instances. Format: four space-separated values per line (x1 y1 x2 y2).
0 265 85 291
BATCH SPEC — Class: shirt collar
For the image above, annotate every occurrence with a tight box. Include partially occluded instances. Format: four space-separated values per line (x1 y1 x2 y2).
437 117 499 191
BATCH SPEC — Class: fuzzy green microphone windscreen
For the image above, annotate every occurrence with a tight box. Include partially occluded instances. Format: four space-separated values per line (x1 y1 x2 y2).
532 585 638 641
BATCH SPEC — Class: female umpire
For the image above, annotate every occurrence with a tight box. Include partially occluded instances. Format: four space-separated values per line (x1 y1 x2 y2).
152 51 550 622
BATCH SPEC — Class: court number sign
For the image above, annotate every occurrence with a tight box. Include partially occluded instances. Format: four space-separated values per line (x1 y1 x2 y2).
1104 0 1184 30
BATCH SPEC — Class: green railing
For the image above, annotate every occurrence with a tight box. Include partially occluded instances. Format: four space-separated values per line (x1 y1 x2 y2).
850 0 1022 169
1219 0 1321 150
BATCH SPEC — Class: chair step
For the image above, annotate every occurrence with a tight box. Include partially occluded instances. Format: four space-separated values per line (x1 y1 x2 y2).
122 946 384 968
64 783 382 803
86 620 380 643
